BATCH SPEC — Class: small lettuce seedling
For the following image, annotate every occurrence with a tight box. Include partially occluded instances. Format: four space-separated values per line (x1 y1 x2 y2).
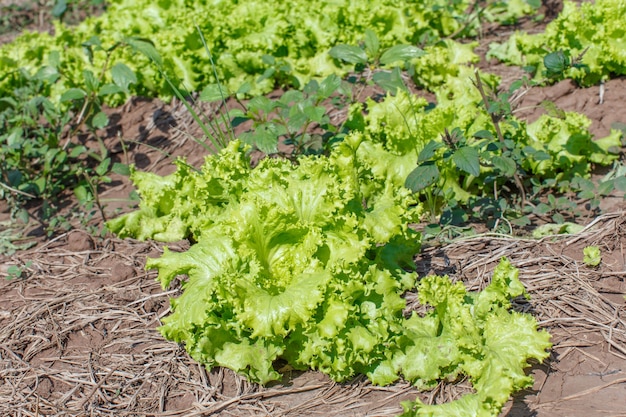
583 245 601 267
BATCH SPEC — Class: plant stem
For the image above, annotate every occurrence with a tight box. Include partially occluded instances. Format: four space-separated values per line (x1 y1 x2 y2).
81 172 107 223
473 70 526 206
0 181 37 199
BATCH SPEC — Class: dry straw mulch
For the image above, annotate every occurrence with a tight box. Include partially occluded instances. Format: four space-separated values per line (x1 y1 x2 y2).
1 212 625 416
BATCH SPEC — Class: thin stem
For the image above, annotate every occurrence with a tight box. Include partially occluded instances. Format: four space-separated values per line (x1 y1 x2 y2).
0 181 37 199
81 171 107 223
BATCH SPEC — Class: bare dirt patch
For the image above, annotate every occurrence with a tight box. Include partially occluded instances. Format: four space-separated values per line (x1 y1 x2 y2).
515 77 626 140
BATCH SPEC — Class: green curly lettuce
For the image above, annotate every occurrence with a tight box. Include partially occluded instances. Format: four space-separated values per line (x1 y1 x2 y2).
398 258 551 416
110 139 550 416
109 138 421 384
106 141 251 241
488 0 626 85
0 0 540 102
524 111 622 180
341 82 620 205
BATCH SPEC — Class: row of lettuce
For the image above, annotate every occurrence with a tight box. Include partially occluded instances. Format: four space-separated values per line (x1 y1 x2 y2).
0 0 541 214
1 0 624 415
2 0 625 101
489 0 626 86
1 0 624 219
0 0 541 101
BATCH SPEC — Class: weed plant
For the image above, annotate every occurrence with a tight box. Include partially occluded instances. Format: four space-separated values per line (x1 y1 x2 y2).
0 36 135 233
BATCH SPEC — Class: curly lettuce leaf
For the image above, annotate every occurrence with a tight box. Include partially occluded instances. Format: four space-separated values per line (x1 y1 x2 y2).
488 0 626 85
524 112 621 179
0 0 540 102
107 140 251 241
399 258 551 416
112 137 423 384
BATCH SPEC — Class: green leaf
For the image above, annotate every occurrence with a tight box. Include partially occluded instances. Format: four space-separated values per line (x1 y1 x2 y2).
318 74 342 99
125 37 163 66
60 88 87 102
5 129 23 149
91 111 109 129
74 184 91 203
380 44 424 65
248 96 276 114
51 0 67 18
492 156 517 177
98 84 124 96
214 339 282 385
583 245 601 267
34 177 46 194
35 66 60 83
95 158 111 176
364 29 380 57
17 208 29 224
227 108 246 119
614 176 626 192
418 140 444 163
241 124 280 154
578 190 595 200
372 67 407 94
7 170 22 187
256 67 275 83
329 44 368 64
405 163 440 192
7 265 23 278
69 145 88 158
303 105 326 123
111 62 137 92
261 54 275 65
82 35 102 49
236 82 252 96
543 50 570 76
532 222 583 238
573 176 595 192
83 69 98 92
597 180 615 196
452 147 480 177
200 84 227 102
474 129 495 140
237 271 331 338
112 162 131 176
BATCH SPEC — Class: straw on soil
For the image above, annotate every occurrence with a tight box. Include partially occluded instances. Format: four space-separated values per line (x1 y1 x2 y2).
0 212 625 416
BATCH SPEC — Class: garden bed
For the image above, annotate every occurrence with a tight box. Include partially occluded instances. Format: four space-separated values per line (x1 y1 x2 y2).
1 1 625 416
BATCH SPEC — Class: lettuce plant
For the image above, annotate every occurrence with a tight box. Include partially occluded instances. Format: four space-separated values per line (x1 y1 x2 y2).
110 139 550 416
109 140 422 383
488 0 626 85
341 79 621 226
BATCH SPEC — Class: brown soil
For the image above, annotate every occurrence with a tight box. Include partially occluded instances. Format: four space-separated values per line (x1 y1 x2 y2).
1 2 626 417
0 0 107 44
